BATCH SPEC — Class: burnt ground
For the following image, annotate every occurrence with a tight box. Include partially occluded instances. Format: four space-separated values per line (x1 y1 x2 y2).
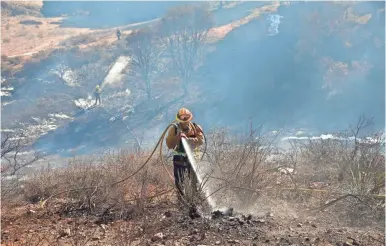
1 199 384 246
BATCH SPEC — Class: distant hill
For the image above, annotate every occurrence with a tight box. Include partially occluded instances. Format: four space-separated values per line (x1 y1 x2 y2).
1 1 43 17
41 1 185 28
197 2 385 132
1 1 384 156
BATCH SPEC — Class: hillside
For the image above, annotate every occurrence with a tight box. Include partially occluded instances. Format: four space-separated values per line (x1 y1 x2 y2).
197 2 385 132
1 1 280 156
1 1 43 17
1 1 385 246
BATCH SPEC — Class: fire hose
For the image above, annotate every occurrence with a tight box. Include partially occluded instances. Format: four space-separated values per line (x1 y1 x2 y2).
41 122 207 208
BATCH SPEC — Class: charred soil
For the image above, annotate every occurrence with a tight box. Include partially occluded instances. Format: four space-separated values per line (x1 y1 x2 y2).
1 198 385 246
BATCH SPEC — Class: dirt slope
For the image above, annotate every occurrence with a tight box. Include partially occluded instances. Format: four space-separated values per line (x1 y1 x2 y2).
1 201 384 246
1 3 384 245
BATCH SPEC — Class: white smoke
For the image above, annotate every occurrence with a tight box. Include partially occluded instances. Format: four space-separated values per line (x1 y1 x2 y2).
74 98 95 109
1 86 14 97
102 56 131 88
267 14 284 36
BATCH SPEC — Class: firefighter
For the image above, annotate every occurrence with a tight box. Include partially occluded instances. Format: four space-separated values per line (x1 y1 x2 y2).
94 85 102 105
165 108 205 203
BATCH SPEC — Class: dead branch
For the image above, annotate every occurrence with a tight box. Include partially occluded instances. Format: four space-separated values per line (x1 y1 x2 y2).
1 131 43 176
159 3 213 95
125 28 162 100
318 193 364 211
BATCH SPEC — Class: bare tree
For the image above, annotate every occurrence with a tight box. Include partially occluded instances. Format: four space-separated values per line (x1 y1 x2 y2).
344 115 385 195
1 130 43 200
159 3 213 95
50 52 70 84
1 131 43 176
125 28 161 100
76 62 107 89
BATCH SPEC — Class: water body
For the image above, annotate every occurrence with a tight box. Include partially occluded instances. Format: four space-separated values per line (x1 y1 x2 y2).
41 1 269 29
41 1 183 29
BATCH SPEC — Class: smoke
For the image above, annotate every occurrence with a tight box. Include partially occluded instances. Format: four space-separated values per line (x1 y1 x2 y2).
5 2 384 158
1 86 13 97
102 56 131 88
74 98 94 110
196 2 385 133
266 14 283 36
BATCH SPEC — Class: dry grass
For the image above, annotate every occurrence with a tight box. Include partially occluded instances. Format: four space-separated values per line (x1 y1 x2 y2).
20 151 172 215
2 117 383 225
59 33 100 47
1 15 92 57
0 1 279 71
1 117 384 245
200 117 385 226
207 2 280 43
1 1 43 17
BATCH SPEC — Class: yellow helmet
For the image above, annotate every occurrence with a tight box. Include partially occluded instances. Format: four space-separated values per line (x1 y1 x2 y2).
96 85 100 89
176 108 193 122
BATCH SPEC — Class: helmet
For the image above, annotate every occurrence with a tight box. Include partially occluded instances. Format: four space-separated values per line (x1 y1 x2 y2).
176 107 193 122
96 85 100 89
